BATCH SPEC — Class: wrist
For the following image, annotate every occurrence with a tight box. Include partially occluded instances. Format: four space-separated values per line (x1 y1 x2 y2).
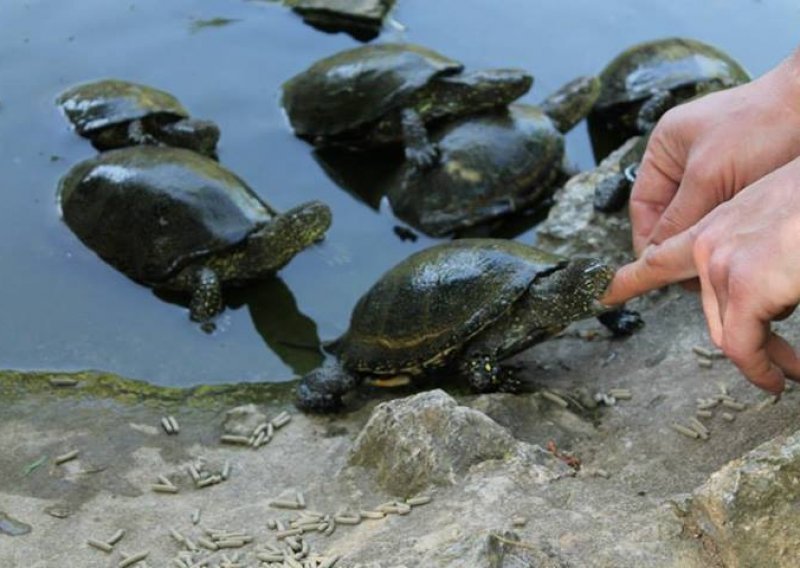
770 47 800 125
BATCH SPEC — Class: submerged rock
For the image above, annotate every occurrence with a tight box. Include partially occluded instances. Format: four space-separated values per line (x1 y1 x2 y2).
688 428 800 567
346 390 571 494
287 0 396 42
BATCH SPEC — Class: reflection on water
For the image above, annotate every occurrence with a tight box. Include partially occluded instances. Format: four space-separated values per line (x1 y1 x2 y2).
228 277 324 376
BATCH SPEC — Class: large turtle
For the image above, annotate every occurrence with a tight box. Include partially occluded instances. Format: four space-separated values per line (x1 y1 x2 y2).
387 76 601 237
296 239 640 412
57 79 221 158
281 43 532 168
58 146 332 325
588 37 750 161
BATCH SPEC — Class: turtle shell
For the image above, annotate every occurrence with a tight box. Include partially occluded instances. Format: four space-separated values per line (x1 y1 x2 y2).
281 43 463 138
57 79 190 135
595 37 750 109
387 104 564 237
58 146 274 283
336 239 564 374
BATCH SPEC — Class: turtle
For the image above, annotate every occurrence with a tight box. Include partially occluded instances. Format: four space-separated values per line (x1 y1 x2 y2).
280 43 533 169
57 79 221 158
588 37 750 161
386 76 601 237
288 0 396 42
58 146 332 326
295 239 641 412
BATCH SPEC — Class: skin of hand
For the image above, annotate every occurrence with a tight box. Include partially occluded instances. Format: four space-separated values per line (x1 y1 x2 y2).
604 157 800 393
630 48 800 257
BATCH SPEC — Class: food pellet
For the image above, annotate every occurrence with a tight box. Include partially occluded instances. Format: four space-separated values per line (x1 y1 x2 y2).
296 492 306 508
87 538 113 552
359 510 385 519
118 551 149 567
191 509 201 525
696 410 713 419
55 450 79 465
269 499 303 510
722 400 746 411
406 495 433 506
197 537 218 550
168 416 180 433
511 516 527 527
272 412 291 428
276 528 303 539
161 417 175 435
721 412 736 422
540 390 569 408
49 377 78 387
220 435 250 445
671 423 700 439
333 515 360 525
151 484 179 494
221 461 231 480
697 358 713 369
107 529 125 545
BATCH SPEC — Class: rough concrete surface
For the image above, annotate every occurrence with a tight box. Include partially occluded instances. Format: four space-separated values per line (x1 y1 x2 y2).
3 141 800 567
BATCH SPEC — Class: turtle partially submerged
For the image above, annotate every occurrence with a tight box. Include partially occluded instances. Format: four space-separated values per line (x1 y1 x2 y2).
588 37 750 160
281 43 532 168
57 79 221 158
296 239 639 412
387 76 601 237
58 146 332 325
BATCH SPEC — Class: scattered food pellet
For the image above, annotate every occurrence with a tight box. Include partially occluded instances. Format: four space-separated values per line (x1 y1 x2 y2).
87 538 113 552
697 357 713 369
161 417 175 435
722 400 746 411
220 435 250 445
55 450 79 465
118 551 149 567
696 410 713 419
272 411 291 429
671 423 700 439
541 390 569 408
721 412 736 422
167 416 180 434
511 516 527 527
107 529 125 545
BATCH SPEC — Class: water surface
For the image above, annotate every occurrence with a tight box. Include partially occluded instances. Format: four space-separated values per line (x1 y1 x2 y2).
0 0 796 385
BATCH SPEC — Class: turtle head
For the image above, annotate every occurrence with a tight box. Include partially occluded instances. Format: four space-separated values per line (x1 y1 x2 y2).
239 200 332 276
432 69 533 115
546 258 615 318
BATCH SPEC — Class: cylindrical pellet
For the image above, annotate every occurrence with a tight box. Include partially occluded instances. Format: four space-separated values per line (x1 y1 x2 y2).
272 412 291 428
319 555 341 568
671 423 700 439
406 495 433 506
221 461 231 480
55 450 79 465
540 390 569 408
688 418 709 437
721 412 736 422
191 509 201 525
151 484 179 494
198 475 221 488
87 538 113 552
220 435 250 445
197 537 218 550
697 358 713 369
333 515 361 525
168 416 180 434
359 510 385 519
276 528 303 539
270 499 302 510
107 529 125 545
118 551 149 567
161 417 174 435
722 400 746 411
296 492 305 508
695 410 713 419
169 528 185 543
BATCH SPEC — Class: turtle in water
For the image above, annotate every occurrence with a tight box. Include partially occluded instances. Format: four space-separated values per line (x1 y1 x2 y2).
57 79 221 158
296 239 640 412
387 76 601 237
58 146 332 326
288 0 396 42
281 43 532 169
588 37 750 161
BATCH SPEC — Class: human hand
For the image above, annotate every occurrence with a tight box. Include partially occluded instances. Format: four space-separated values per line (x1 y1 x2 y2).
630 48 800 256
604 156 800 393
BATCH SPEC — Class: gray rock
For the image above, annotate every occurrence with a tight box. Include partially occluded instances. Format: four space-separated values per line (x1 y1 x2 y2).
536 136 642 266
436 530 567 568
688 428 800 567
287 0 396 41
346 390 570 495
222 404 266 437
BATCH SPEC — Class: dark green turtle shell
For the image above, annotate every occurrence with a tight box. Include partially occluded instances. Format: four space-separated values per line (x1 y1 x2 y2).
57 79 190 135
58 146 274 283
387 104 564 237
335 239 565 374
281 43 463 138
595 37 750 109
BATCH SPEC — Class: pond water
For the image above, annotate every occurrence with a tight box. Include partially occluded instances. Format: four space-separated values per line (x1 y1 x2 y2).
0 0 797 386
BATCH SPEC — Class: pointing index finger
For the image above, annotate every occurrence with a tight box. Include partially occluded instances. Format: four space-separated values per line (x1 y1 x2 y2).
602 230 698 306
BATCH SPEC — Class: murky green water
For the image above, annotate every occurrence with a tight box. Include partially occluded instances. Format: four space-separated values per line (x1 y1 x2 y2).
0 0 797 385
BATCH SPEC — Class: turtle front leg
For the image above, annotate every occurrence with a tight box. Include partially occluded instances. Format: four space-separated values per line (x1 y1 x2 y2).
400 108 438 170
636 89 674 133
189 266 224 327
597 307 644 337
461 354 522 394
295 362 361 413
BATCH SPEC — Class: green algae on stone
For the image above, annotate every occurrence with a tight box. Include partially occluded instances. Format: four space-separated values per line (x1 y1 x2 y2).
0 370 297 408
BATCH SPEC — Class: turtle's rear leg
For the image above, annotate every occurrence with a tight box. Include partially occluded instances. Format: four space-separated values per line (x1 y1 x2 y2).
295 362 361 413
401 108 438 170
189 266 223 331
461 354 523 394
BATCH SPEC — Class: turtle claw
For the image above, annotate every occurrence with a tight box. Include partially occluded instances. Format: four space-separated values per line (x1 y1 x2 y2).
405 144 439 171
294 362 359 413
598 307 644 337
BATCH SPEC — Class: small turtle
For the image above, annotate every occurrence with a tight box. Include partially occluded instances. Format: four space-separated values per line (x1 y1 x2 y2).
58 146 331 325
281 43 532 168
588 37 750 161
296 239 640 412
288 0 396 42
387 76 601 236
57 79 221 157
